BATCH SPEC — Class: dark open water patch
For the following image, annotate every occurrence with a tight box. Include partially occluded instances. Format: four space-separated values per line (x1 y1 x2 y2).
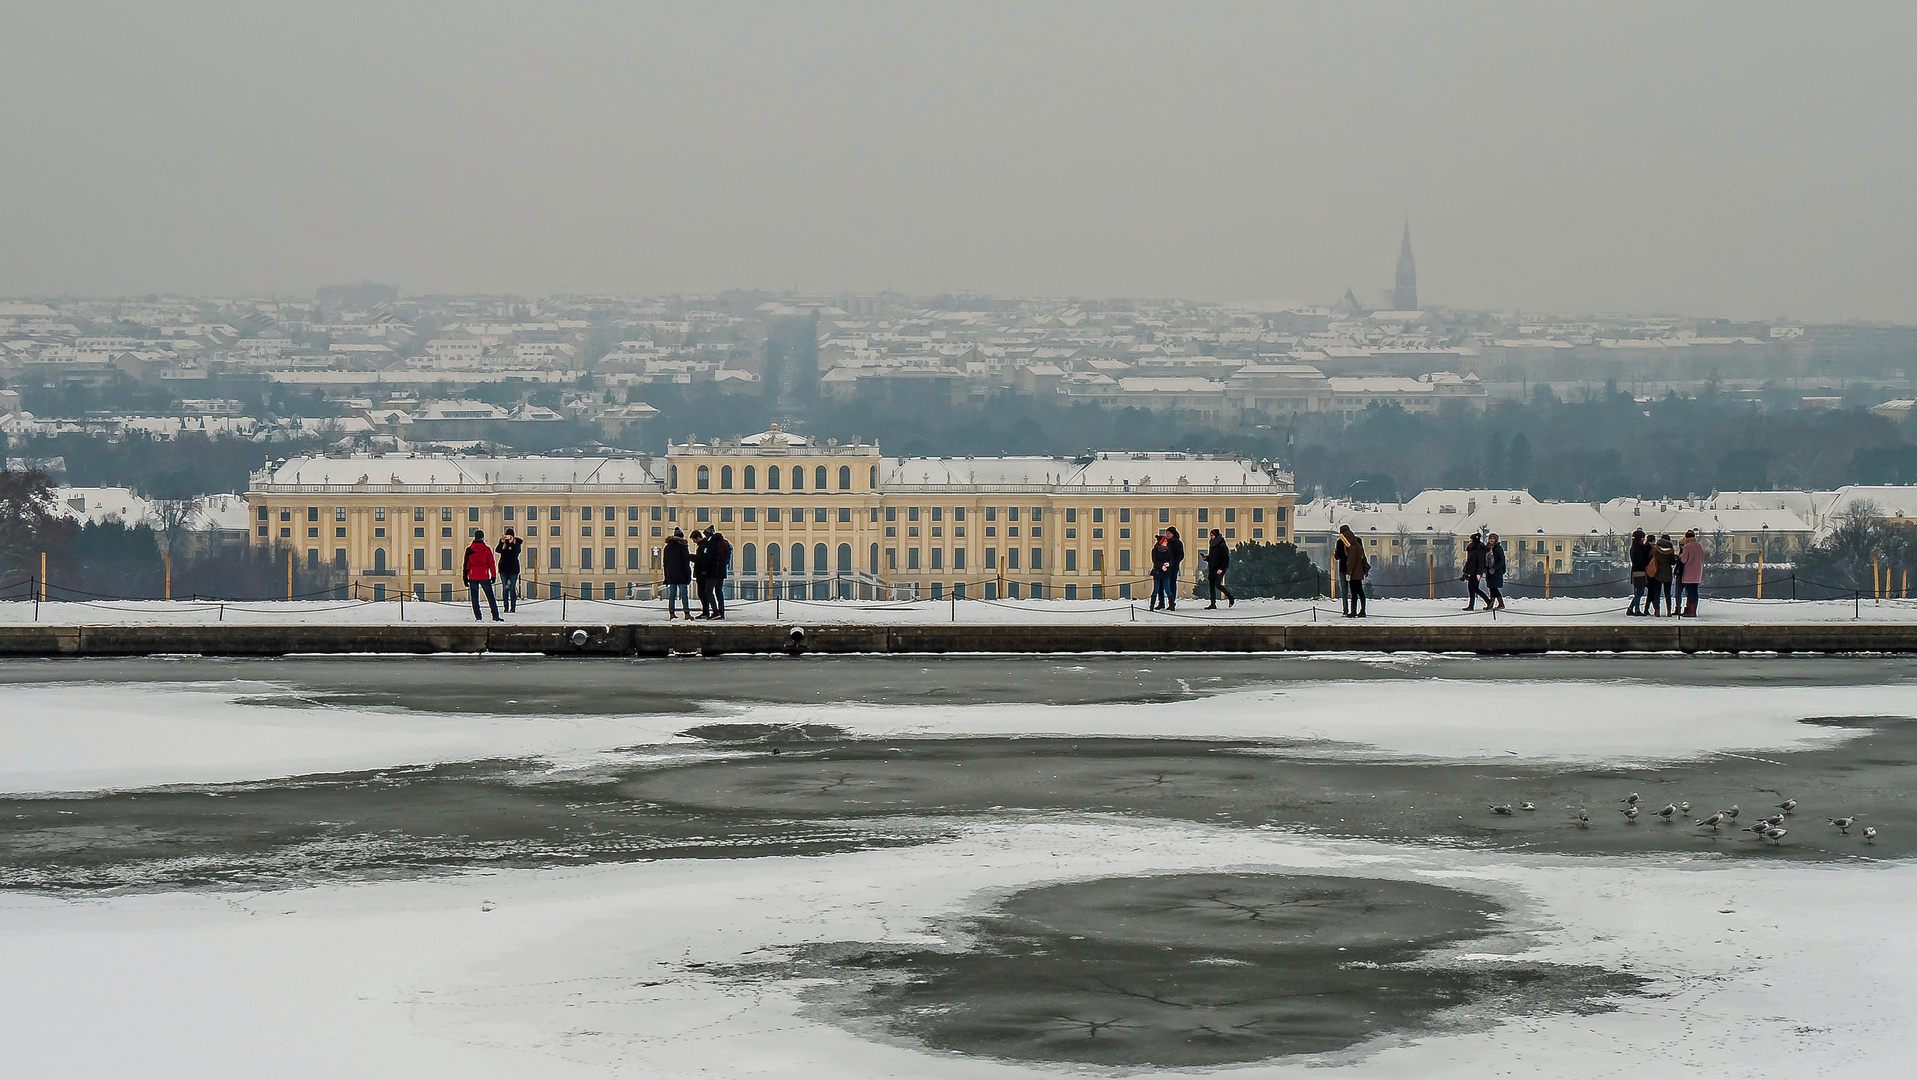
737 873 1643 1068
7 717 1915 892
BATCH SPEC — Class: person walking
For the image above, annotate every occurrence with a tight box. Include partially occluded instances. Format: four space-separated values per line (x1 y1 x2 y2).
1627 528 1651 616
494 527 523 614
1649 534 1677 616
1462 533 1491 611
463 529 502 622
1678 529 1706 618
1203 528 1234 608
701 527 731 618
662 527 692 619
1337 524 1370 617
1485 532 1507 610
1148 531 1171 610
1164 526 1185 611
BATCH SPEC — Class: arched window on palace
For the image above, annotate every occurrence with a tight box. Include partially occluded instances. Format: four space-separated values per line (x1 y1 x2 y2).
743 465 756 490
696 465 710 490
720 465 733 490
839 465 851 490
815 466 828 490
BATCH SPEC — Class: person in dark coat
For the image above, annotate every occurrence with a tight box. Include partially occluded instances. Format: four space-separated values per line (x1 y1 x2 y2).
1163 526 1185 611
463 530 502 622
1627 528 1652 615
690 529 713 618
662 528 692 619
1462 534 1491 610
1148 532 1171 610
1484 532 1507 610
1202 529 1234 608
1334 531 1351 616
1649 534 1678 616
699 527 731 619
493 528 523 614
1337 524 1370 617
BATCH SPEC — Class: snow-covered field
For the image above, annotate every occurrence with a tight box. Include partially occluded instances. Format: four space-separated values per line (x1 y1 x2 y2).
3 660 1914 1078
3 594 1915 626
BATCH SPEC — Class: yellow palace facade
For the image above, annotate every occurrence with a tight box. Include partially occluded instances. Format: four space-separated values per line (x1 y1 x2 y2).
247 429 1297 602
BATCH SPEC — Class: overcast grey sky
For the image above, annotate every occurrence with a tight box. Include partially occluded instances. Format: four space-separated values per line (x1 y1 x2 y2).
4 2 1914 319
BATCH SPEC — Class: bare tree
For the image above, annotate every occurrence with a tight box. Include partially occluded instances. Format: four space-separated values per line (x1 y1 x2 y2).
150 496 205 559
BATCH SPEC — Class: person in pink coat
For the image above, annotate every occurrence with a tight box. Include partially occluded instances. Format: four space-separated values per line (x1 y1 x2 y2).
1677 529 1706 618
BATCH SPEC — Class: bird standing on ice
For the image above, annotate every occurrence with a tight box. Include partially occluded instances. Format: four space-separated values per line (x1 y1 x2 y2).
1763 827 1787 845
1621 793 1641 806
1722 805 1740 820
1490 804 1513 816
1656 804 1678 822
1696 812 1726 830
1776 799 1797 814
1621 806 1639 821
1575 807 1590 828
1864 826 1878 842
1829 816 1863 835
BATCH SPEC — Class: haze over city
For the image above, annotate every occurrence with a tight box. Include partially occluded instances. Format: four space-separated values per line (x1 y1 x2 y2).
6 2 1917 320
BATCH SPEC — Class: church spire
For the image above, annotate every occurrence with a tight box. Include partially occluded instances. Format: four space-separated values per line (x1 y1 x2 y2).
1393 219 1418 311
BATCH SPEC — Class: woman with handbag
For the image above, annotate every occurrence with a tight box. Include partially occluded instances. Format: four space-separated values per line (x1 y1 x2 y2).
1337 524 1370 617
1627 529 1651 615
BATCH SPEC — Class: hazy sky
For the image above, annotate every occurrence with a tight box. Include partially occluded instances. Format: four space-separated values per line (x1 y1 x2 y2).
5 2 1915 320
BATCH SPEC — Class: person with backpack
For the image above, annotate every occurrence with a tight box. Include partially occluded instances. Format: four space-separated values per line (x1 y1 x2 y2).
1202 528 1234 608
493 527 523 614
662 528 692 619
463 529 502 622
1462 533 1491 611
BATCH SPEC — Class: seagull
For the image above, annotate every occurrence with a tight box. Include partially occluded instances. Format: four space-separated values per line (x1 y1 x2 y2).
1655 803 1678 821
1864 826 1878 842
1776 799 1797 814
1721 805 1740 820
1830 816 1863 835
1696 812 1726 830
1759 814 1785 828
1745 822 1768 835
1679 801 1692 813
1621 806 1639 821
1621 793 1641 806
1520 802 1537 812
1490 804 1513 816
1764 827 1787 845
1575 807 1590 828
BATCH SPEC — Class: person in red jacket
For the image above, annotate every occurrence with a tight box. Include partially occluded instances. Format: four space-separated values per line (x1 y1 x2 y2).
464 530 503 621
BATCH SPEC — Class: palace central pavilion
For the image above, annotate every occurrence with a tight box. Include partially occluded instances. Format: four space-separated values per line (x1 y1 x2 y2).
247 429 1297 603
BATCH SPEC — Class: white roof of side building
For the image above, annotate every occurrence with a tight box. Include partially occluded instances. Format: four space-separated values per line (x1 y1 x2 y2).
1295 496 1612 539
1597 498 1815 536
258 455 665 490
882 457 1075 488
1066 452 1278 489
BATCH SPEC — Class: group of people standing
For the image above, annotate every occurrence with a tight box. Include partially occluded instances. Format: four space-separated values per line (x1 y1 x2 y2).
1628 528 1706 617
661 527 733 619
458 527 523 621
1333 524 1509 617
1148 527 1237 611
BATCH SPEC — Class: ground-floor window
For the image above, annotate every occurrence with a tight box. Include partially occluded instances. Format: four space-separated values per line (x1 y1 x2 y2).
930 582 942 600
954 582 966 600
550 582 562 599
1065 584 1078 600
1031 582 1045 599
1007 582 1021 598
1119 583 1132 599
603 582 617 600
985 583 999 599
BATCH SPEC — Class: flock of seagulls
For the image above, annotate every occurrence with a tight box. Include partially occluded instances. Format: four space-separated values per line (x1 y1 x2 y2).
1487 792 1878 847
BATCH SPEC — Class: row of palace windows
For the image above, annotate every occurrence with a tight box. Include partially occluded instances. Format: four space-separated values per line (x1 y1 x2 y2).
684 464 877 492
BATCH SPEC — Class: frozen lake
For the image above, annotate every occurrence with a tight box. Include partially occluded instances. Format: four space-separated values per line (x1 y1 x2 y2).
2 653 1915 1077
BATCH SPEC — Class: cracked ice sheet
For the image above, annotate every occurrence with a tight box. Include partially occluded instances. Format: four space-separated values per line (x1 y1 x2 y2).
0 681 695 795
1 817 1910 1079
719 680 1907 764
5 678 1910 795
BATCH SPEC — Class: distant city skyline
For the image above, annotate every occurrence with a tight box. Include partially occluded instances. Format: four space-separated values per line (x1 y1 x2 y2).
4 3 1915 321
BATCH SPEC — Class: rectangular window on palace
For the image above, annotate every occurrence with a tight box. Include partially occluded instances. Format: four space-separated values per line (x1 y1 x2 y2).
697 507 709 522
1066 508 1077 523
1119 550 1131 572
1225 508 1236 522
604 548 615 571
413 549 426 571
814 508 827 522
985 547 997 569
954 549 966 570
908 548 920 570
550 506 561 520
581 548 593 570
549 547 561 568
909 507 920 522
986 507 997 521
886 507 897 522
1065 550 1077 571
1158 508 1169 523
931 548 943 570
1120 509 1131 523
721 508 733 522
954 507 965 522
838 507 851 523
441 507 453 522
651 506 663 521
440 549 452 571
744 507 757 522
931 507 943 522
1007 548 1019 570
1030 548 1042 570
1273 507 1285 521
1198 508 1209 523
1007 507 1019 522
1092 508 1103 523
1092 550 1104 571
